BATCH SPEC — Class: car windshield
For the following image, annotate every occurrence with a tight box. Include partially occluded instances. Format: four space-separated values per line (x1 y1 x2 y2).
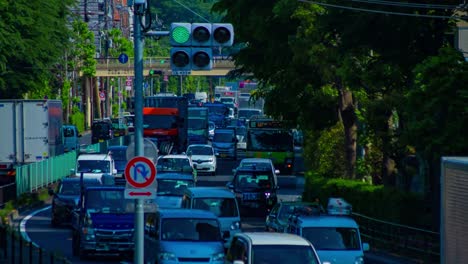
63 127 75 137
238 110 261 119
188 119 207 130
247 130 293 151
206 105 228 115
59 180 100 195
240 162 272 171
157 179 194 196
77 160 111 173
109 148 127 161
143 115 178 129
157 158 192 172
188 146 213 156
252 245 319 264
278 204 317 221
92 123 111 133
213 132 233 143
192 198 238 217
86 189 133 213
235 172 274 189
302 227 361 250
161 218 221 241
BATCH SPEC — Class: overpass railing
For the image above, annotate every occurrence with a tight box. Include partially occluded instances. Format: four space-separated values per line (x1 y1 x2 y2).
96 57 235 69
353 212 440 263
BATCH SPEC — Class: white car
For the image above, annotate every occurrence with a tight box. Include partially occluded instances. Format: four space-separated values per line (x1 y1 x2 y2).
234 158 280 176
186 144 217 176
156 154 197 181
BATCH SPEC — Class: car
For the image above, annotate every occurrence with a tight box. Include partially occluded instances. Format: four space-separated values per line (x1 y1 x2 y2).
235 158 280 176
153 172 196 208
110 117 129 137
144 209 227 264
265 201 323 233
156 154 197 181
212 128 237 160
62 125 81 152
91 119 113 144
227 125 247 151
73 153 117 181
225 232 321 264
237 108 263 124
226 166 279 216
181 187 241 248
186 144 217 176
107 145 128 184
286 198 370 264
48 177 101 227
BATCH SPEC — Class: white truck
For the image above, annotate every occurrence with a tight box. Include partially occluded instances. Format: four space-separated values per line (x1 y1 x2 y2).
0 99 64 176
440 157 468 264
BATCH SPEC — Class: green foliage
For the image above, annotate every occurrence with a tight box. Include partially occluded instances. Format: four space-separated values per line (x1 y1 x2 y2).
107 29 134 58
70 106 85 133
303 173 431 228
0 0 74 98
69 20 96 77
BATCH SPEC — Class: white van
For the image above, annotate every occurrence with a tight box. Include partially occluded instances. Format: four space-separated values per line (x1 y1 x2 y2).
182 187 241 248
73 153 117 181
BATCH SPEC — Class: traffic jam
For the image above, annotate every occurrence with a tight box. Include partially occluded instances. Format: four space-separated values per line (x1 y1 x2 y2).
45 91 369 264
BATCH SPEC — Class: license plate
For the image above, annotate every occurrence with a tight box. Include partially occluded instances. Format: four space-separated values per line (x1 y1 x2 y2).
243 193 258 200
220 154 227 157
99 139 104 142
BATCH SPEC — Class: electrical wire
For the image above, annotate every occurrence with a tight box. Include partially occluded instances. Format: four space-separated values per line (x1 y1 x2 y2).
298 0 468 20
171 0 211 23
343 0 461 9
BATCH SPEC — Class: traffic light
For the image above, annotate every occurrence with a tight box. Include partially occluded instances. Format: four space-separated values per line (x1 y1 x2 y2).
212 23 234 47
191 48 212 70
169 22 234 72
191 23 212 46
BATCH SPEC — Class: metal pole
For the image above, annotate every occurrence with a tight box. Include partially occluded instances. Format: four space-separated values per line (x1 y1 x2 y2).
133 2 144 263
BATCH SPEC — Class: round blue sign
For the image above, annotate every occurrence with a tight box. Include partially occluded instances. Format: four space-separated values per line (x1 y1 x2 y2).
118 53 129 64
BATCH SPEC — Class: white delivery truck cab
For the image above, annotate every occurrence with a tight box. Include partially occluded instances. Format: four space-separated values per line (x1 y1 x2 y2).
74 153 117 182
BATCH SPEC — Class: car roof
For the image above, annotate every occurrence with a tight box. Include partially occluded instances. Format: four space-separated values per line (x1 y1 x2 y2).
157 172 194 180
159 154 190 159
158 208 218 219
187 144 212 148
61 177 101 183
236 166 272 173
237 232 311 246
296 215 359 228
77 154 112 160
185 187 235 198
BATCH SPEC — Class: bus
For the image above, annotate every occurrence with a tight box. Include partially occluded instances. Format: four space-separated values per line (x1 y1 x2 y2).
245 118 294 174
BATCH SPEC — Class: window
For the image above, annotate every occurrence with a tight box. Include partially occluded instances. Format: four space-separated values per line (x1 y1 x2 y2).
302 227 360 250
161 218 221 241
63 127 75 137
252 245 319 264
192 198 238 217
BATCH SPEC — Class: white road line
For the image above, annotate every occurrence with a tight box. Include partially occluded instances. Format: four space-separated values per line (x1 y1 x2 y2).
20 205 51 247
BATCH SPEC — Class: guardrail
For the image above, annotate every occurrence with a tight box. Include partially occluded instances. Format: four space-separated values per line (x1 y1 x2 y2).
353 212 440 263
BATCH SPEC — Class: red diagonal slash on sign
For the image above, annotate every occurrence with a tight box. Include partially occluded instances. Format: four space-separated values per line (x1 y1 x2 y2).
128 192 152 196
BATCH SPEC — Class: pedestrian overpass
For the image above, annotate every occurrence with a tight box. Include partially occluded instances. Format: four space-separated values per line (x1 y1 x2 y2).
90 57 236 77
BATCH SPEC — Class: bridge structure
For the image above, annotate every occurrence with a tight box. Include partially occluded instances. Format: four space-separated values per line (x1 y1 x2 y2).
89 57 237 77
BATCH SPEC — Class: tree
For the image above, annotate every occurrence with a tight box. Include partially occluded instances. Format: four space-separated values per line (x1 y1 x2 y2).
0 0 74 98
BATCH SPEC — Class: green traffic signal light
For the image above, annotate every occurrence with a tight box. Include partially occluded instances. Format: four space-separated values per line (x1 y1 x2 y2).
171 26 190 44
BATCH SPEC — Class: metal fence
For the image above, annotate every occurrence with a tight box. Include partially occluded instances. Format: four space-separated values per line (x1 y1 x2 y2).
353 212 440 263
0 225 71 264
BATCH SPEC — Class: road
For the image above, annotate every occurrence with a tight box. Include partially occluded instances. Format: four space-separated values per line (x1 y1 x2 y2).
23 140 417 263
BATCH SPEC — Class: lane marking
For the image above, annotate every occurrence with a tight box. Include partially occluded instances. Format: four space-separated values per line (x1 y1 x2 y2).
20 205 52 247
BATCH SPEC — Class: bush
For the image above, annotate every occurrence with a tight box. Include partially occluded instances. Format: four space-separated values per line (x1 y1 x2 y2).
70 106 85 133
303 172 432 229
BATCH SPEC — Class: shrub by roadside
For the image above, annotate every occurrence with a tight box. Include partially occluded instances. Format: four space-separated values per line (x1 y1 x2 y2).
0 188 51 226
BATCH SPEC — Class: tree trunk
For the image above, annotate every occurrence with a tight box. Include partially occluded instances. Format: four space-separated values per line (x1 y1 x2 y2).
93 77 102 119
381 112 397 187
338 84 357 179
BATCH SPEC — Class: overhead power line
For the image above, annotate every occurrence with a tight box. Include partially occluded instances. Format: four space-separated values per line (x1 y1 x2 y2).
343 0 461 9
171 0 211 23
298 0 468 20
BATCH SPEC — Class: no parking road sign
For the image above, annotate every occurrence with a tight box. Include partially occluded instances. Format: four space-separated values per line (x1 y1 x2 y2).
124 156 157 199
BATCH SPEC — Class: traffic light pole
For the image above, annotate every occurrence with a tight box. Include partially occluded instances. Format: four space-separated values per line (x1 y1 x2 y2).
133 2 144 264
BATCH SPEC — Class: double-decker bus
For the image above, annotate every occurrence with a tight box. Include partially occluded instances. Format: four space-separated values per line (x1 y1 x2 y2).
245 118 294 174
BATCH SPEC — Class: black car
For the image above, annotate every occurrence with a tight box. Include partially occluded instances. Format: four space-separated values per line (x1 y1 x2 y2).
226 167 279 216
91 120 113 144
49 177 101 227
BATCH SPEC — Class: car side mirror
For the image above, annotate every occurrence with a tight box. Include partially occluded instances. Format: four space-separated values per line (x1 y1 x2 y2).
113 169 117 174
226 182 234 189
48 189 54 196
268 214 276 220
362 242 370 251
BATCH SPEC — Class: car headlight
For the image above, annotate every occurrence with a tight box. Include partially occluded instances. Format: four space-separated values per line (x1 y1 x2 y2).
230 221 241 230
208 158 214 162
158 252 177 261
212 252 225 261
354 256 364 264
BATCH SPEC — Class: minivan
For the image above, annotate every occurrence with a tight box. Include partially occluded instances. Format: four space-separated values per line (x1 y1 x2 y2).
212 128 237 160
182 187 241 248
144 209 226 264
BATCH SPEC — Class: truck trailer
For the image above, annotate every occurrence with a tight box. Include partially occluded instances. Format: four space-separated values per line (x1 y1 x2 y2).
0 99 64 177
441 157 468 264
